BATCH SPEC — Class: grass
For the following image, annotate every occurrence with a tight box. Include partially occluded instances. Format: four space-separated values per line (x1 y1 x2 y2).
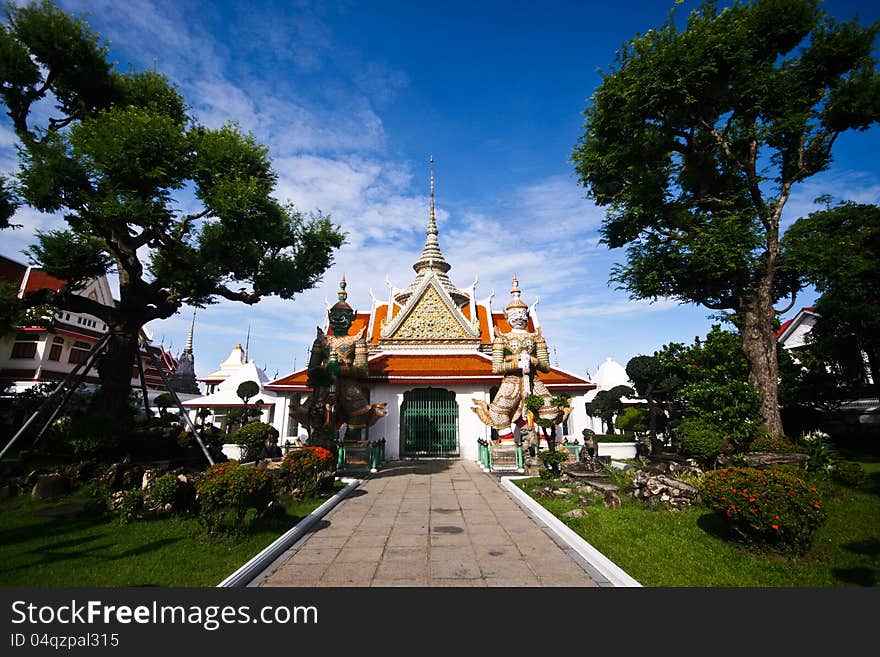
0 482 346 587
516 453 880 587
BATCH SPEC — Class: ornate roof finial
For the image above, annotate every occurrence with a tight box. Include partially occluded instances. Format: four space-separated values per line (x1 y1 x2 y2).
429 154 436 229
395 155 468 306
338 274 348 302
506 273 528 311
184 309 196 355
244 325 251 363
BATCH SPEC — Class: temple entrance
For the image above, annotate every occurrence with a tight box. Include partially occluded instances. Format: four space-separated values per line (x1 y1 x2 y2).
400 388 459 457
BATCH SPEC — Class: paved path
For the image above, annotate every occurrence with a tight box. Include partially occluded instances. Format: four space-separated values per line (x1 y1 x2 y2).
256 459 598 587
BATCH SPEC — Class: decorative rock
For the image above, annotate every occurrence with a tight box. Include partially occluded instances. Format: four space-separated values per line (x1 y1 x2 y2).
31 475 71 501
141 469 157 491
577 495 595 506
631 470 700 509
603 490 621 509
563 508 587 518
742 452 809 470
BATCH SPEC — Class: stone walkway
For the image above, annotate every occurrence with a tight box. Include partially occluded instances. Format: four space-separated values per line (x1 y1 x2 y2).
256 459 598 587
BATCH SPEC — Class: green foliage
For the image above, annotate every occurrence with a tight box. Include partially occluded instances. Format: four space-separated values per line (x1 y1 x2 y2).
118 489 143 524
615 406 650 434
793 430 837 472
748 435 800 453
586 385 634 433
149 473 182 509
572 0 880 437
68 411 120 458
24 230 114 291
523 394 544 412
153 392 174 414
830 462 866 488
279 446 335 497
196 462 278 536
781 202 880 399
677 418 725 467
537 449 568 475
230 421 278 463
700 467 827 554
236 380 260 404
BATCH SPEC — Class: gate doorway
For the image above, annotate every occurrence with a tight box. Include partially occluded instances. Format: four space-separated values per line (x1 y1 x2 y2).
400 388 459 457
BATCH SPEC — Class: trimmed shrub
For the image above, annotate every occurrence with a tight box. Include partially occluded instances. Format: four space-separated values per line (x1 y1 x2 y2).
748 435 799 453
231 422 279 462
700 467 826 553
280 446 335 496
677 418 724 466
537 449 569 476
149 473 182 510
196 462 278 535
830 462 866 488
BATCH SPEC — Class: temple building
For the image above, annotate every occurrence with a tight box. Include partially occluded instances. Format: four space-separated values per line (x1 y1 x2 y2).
265 167 597 462
0 255 179 403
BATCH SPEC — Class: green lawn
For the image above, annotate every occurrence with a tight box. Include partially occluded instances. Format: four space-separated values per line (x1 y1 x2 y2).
0 483 345 587
516 457 880 587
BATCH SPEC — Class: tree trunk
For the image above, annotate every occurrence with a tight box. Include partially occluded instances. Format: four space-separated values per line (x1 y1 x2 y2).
740 295 785 438
92 325 139 426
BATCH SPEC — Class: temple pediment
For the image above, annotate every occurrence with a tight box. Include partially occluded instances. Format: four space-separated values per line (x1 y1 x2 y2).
379 272 480 344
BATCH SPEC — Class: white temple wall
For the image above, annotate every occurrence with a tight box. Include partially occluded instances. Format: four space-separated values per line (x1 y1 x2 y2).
367 383 493 462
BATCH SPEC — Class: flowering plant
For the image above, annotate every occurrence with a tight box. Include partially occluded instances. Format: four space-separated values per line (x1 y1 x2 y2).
747 435 800 454
280 446 335 496
700 467 826 553
196 461 277 535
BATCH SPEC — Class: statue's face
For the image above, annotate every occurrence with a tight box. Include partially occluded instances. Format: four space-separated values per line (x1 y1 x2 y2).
328 307 354 334
506 307 528 330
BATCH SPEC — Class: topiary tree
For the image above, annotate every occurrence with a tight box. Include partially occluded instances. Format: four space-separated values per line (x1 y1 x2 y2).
586 385 634 434
0 1 345 426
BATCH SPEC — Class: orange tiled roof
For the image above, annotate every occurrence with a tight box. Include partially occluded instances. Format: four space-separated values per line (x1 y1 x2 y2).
266 353 594 390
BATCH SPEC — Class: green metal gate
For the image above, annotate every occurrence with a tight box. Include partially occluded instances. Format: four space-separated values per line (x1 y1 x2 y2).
400 388 459 457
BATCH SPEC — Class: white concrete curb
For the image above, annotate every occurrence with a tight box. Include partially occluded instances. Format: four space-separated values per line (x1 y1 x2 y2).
216 477 361 588
501 476 642 588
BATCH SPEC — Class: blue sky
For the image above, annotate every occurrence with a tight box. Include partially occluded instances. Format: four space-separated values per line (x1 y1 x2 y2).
1 0 879 382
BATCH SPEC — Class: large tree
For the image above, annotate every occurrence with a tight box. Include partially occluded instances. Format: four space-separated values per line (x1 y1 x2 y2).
0 1 345 421
780 201 880 398
572 0 880 437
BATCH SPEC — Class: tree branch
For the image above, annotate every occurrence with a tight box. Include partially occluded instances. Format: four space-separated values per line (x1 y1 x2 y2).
21 288 116 323
177 208 210 239
773 289 798 315
215 285 261 305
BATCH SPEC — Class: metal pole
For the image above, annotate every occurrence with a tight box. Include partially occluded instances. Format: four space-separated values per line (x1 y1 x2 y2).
140 340 213 466
135 347 152 416
0 332 111 460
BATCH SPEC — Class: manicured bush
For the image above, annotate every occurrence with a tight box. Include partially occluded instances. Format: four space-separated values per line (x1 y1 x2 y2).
748 435 799 453
196 461 278 535
231 422 279 462
830 462 866 488
700 467 826 553
280 446 335 496
677 418 724 466
537 449 568 476
149 473 182 509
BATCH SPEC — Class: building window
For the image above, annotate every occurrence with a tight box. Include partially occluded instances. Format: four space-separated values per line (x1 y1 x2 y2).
47 336 64 361
10 332 38 359
68 341 91 364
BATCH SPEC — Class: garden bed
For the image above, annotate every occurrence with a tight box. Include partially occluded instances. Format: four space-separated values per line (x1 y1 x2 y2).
515 456 880 586
0 481 346 587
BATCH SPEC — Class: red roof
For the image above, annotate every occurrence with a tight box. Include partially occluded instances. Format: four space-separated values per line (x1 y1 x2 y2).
0 255 26 288
777 307 816 339
23 269 67 295
267 353 594 391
